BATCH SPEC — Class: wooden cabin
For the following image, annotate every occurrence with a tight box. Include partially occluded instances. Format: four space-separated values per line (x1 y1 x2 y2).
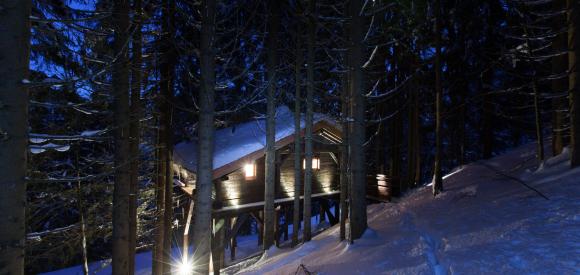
173 106 343 213
172 106 394 271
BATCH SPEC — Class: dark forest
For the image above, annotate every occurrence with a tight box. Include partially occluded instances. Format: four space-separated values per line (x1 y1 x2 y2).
0 0 579 274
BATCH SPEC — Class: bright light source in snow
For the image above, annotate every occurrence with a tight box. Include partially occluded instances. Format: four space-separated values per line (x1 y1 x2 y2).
244 163 256 179
303 157 321 170
176 259 193 275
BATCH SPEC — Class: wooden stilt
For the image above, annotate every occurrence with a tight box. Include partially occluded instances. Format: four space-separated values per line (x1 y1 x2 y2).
212 218 225 275
319 200 326 223
298 205 302 233
231 214 248 239
224 218 231 251
334 201 339 221
321 200 338 225
259 211 264 246
228 216 238 261
227 213 248 262
231 234 237 261
274 207 280 247
251 211 264 246
283 206 290 241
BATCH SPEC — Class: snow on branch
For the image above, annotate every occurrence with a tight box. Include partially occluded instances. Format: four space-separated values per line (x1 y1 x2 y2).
27 224 80 241
29 131 108 142
362 46 379 69
365 69 420 100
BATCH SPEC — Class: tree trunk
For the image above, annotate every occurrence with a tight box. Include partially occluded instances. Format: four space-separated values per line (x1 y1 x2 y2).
348 0 367 240
552 0 568 156
128 0 143 273
161 1 176 271
340 73 349 241
263 0 280 250
162 126 173 274
568 0 580 167
481 18 495 160
191 0 216 273
389 102 402 193
522 17 545 163
432 0 444 196
76 153 89 275
481 88 494 157
0 1 30 274
533 81 545 162
407 85 420 187
457 81 466 166
414 90 422 187
292 27 302 247
339 1 351 240
303 0 316 243
152 125 165 275
111 0 131 273
389 58 403 194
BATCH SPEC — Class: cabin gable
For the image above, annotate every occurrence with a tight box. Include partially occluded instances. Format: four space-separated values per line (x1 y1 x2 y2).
211 129 341 211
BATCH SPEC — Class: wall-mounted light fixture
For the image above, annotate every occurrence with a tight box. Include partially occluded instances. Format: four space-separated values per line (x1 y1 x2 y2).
244 163 256 180
303 156 321 170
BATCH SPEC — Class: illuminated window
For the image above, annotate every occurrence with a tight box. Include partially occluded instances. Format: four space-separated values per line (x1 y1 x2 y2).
244 163 256 180
303 157 321 170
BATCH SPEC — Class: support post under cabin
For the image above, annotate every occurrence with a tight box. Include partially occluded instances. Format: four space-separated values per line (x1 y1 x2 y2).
230 216 237 261
322 200 338 225
319 200 326 223
211 218 225 274
274 207 280 247
251 211 264 246
229 213 247 261
224 217 231 251
283 206 290 241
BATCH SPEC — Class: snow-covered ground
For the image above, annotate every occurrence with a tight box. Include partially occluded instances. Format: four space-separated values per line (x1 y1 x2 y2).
236 143 580 274
41 208 330 274
42 234 263 275
41 142 580 274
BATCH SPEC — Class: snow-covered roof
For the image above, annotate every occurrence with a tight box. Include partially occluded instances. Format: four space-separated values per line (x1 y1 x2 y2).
173 106 340 178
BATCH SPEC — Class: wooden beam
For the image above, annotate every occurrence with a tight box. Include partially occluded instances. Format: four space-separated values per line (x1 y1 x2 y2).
283 207 290 241
319 201 326 223
230 214 249 240
328 152 339 166
251 211 264 246
230 232 237 261
212 191 341 216
229 216 238 261
274 208 280 247
321 200 338 225
224 218 231 250
250 211 263 226
212 218 226 274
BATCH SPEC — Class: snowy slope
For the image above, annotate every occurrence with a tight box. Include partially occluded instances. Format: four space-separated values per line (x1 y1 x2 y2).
41 234 266 275
237 143 580 275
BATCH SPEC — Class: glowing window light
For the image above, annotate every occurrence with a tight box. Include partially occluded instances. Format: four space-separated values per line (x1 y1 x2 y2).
303 157 321 170
244 163 256 180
